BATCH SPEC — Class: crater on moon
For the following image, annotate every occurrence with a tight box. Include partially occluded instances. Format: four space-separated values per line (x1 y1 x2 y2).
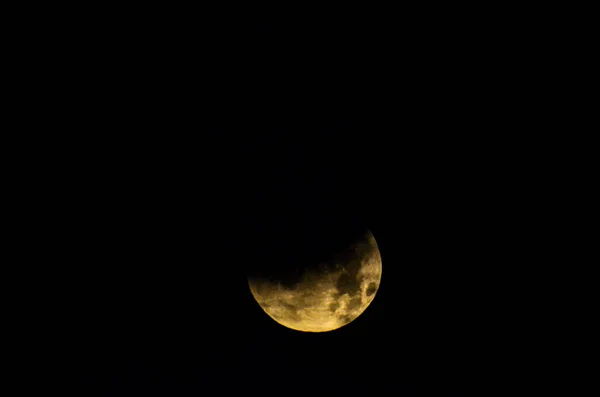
248 229 382 332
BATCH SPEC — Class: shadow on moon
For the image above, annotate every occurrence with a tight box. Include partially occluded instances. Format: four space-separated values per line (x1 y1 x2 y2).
247 228 382 332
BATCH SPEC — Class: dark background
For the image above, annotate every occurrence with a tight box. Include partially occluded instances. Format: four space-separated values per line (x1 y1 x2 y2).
69 125 493 396
31 10 534 396
65 123 508 396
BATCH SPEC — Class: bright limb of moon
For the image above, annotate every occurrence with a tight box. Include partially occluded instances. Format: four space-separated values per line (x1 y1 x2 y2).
248 230 382 332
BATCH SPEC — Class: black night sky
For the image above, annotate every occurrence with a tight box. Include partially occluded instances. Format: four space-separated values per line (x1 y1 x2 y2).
56 12 520 396
72 122 499 396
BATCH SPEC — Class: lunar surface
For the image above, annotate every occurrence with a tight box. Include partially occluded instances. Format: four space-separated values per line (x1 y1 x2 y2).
248 230 382 332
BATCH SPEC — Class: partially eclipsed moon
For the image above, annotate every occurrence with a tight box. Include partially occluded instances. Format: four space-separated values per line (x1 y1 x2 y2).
248 230 382 332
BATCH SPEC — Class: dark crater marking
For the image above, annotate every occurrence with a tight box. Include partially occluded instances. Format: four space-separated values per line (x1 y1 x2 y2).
366 282 378 297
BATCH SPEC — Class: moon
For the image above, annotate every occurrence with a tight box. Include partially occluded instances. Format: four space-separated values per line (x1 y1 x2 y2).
248 229 382 332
